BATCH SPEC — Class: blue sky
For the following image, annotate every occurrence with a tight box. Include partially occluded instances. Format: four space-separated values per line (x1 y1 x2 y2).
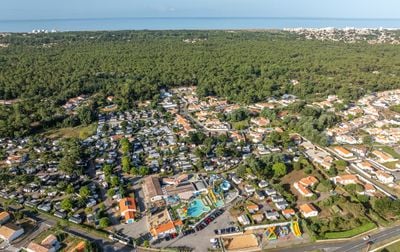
2 0 400 20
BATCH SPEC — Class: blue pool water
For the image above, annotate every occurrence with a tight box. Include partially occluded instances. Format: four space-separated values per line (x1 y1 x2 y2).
187 199 210 218
221 180 231 191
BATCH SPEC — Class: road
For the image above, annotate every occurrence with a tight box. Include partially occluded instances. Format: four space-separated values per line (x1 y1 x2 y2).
30 212 134 252
270 225 400 252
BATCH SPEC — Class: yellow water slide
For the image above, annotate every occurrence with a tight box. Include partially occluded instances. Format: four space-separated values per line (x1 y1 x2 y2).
291 221 302 237
208 188 217 203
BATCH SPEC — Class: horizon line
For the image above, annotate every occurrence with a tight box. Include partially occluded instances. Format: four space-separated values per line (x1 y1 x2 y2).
2 16 400 22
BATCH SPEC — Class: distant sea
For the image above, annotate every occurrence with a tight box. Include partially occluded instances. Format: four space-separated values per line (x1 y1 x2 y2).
1 17 400 32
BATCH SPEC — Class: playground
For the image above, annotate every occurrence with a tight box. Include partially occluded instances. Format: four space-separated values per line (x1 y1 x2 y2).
264 220 302 241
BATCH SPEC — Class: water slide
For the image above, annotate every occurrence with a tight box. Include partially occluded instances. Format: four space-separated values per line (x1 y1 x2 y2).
291 221 302 237
208 188 217 203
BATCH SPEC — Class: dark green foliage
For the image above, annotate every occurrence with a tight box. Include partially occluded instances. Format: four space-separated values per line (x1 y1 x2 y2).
1 30 400 137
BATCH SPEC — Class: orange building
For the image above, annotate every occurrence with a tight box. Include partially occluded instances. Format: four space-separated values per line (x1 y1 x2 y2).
119 197 136 224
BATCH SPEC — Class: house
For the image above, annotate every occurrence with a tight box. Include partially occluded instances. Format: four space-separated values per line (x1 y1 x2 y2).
231 176 242 185
332 174 359 185
255 190 265 200
237 214 251 226
0 223 24 242
357 161 374 172
26 234 59 252
251 117 270 127
246 203 259 214
0 211 10 225
376 170 395 184
299 203 319 218
294 182 314 197
252 213 265 223
264 188 277 196
372 150 397 163
265 210 280 220
275 201 289 210
363 183 376 194
258 180 269 188
244 184 256 195
68 214 83 224
271 195 284 203
281 209 295 219
333 146 353 158
143 175 164 203
299 176 318 187
54 210 67 219
119 197 137 224
148 209 182 239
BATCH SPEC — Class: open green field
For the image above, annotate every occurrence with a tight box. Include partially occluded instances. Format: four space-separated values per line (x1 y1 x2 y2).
377 146 400 160
43 124 96 139
323 222 376 239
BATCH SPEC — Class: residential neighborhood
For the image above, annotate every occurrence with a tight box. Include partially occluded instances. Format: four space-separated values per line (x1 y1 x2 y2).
1 87 400 251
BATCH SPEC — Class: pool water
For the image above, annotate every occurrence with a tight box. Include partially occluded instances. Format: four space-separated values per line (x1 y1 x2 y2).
215 200 224 208
187 198 211 218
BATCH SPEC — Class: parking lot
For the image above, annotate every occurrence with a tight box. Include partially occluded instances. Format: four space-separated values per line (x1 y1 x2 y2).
154 208 234 251
114 217 148 239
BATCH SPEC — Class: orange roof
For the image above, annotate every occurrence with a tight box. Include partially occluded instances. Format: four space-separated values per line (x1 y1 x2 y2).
299 176 318 187
119 197 136 212
334 146 352 155
246 204 259 210
372 150 393 162
0 223 21 240
360 161 373 168
336 174 359 184
151 219 183 237
282 209 295 215
27 242 51 252
364 183 375 191
251 117 269 126
376 170 392 178
299 203 317 214
154 221 175 234
124 211 135 221
0 211 10 221
41 234 57 246
295 183 313 196
119 197 136 222
68 241 85 252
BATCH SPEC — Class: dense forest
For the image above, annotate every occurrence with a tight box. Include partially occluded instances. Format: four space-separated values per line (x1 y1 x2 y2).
0 30 399 137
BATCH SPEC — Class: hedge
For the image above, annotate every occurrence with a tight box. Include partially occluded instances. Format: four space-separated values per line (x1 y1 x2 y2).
323 222 376 239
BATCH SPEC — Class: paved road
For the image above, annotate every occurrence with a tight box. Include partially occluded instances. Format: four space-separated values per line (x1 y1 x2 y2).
270 225 400 252
31 213 133 252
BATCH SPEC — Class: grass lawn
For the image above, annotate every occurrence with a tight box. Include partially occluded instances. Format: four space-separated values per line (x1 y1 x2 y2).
323 222 376 239
44 124 96 139
383 161 398 170
377 146 400 160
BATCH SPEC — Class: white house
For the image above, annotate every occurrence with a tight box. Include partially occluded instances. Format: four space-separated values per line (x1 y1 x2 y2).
237 214 251 226
299 203 318 218
376 171 395 184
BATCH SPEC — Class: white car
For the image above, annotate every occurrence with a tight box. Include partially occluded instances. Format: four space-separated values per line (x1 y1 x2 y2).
363 235 370 241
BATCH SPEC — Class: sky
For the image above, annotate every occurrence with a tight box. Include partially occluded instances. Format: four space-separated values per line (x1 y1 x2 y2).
1 0 400 20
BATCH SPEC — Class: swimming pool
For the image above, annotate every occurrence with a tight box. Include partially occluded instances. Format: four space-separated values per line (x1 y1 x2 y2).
187 198 211 218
